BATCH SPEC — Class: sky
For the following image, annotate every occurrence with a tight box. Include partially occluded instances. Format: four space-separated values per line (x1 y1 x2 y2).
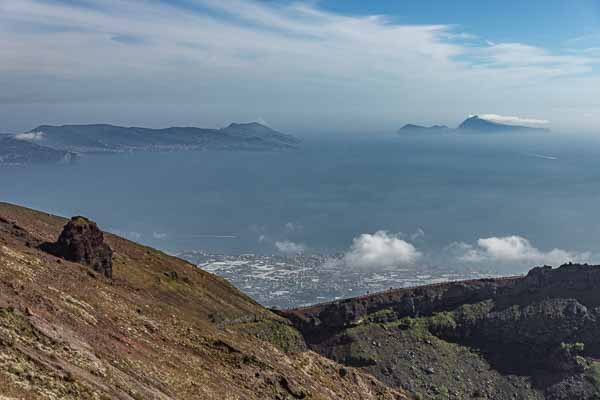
1 0 600 134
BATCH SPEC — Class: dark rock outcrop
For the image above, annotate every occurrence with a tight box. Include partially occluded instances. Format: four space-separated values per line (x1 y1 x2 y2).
281 264 600 344
42 216 113 278
279 276 522 343
282 264 600 399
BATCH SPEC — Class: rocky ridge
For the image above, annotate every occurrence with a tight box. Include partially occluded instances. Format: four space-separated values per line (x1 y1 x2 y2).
281 265 600 399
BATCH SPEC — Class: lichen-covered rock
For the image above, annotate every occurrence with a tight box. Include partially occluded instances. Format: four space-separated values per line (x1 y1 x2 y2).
43 216 113 278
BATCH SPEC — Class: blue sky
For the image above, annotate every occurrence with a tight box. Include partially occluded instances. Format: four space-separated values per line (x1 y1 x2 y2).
322 1 600 47
1 0 599 133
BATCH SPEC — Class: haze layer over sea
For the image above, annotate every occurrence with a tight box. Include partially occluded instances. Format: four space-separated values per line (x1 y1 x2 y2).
3 132 600 305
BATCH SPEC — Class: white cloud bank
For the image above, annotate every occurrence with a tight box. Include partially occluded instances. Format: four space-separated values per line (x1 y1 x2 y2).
453 235 589 266
14 131 45 141
275 240 305 255
478 114 550 126
343 231 420 269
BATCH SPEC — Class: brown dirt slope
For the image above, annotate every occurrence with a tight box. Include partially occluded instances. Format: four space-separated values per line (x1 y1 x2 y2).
0 202 408 400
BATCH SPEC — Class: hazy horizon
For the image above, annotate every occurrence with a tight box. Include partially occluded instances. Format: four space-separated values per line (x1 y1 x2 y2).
1 0 600 135
5 132 600 276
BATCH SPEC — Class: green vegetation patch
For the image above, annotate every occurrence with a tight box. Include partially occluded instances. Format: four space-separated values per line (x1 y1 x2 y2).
366 308 396 323
561 342 585 353
0 308 36 345
70 216 91 225
375 311 457 337
453 299 495 324
426 312 457 333
582 360 600 391
235 319 307 354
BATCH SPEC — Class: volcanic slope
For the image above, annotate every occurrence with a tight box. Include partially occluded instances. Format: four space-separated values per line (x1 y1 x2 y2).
0 202 407 400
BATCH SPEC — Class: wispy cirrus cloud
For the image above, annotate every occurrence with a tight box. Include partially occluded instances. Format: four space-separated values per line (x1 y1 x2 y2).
474 42 593 75
0 0 599 131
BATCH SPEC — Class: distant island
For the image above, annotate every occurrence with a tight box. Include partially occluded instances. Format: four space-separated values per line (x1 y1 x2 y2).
458 115 550 133
399 115 550 135
398 124 452 134
0 122 300 166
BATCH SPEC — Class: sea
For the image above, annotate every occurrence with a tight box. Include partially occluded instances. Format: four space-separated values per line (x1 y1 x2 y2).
3 132 600 305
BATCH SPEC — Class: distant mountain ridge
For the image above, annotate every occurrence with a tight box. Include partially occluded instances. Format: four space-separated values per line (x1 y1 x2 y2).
0 122 300 166
398 115 550 135
28 122 300 153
